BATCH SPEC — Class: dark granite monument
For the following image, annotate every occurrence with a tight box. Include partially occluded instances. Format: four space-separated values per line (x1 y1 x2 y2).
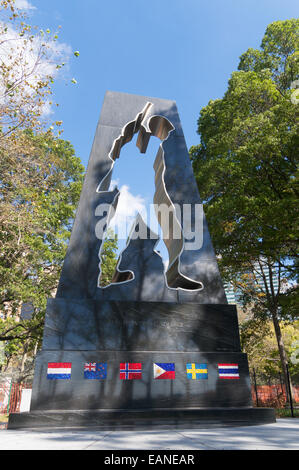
8 91 275 429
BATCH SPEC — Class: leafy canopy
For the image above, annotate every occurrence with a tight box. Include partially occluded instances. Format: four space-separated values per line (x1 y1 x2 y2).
0 131 85 346
190 19 299 293
190 19 299 387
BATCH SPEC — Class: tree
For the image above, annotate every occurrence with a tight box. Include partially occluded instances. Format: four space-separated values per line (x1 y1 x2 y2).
99 229 119 287
190 19 299 395
0 0 82 379
0 130 85 376
240 318 299 384
0 0 72 142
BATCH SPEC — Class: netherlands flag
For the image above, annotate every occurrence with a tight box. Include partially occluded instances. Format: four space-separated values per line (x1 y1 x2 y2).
218 363 239 379
47 362 72 380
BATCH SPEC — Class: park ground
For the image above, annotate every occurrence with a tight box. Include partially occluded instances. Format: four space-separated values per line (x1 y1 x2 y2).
0 418 298 450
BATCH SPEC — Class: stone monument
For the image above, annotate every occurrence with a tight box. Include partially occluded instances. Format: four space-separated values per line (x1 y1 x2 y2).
8 91 275 429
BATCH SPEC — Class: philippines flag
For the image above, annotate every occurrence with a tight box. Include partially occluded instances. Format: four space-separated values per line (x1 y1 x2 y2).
153 363 175 379
120 363 142 380
218 363 240 379
47 362 72 380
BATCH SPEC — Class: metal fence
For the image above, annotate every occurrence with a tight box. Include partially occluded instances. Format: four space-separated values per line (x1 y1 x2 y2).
1 369 298 417
0 383 32 414
250 366 299 417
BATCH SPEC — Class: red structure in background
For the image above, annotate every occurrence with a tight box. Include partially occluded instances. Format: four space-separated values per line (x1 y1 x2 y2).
1 383 298 415
0 383 32 414
251 385 299 407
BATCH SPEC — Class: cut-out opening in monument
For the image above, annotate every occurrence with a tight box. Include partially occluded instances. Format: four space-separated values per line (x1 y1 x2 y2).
110 269 134 283
97 104 204 292
98 133 167 287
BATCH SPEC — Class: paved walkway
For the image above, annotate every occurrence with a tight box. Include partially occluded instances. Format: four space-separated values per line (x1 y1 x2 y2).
0 419 298 450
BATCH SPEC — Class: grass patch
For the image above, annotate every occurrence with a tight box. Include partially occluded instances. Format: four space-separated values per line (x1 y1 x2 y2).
275 408 299 418
0 414 8 423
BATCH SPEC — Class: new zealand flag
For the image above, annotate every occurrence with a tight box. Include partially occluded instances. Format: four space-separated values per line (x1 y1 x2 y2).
84 362 107 379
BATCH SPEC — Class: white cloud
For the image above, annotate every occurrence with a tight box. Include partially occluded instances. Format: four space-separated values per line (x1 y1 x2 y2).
108 182 147 240
13 0 36 10
109 178 119 190
107 179 170 264
0 20 72 117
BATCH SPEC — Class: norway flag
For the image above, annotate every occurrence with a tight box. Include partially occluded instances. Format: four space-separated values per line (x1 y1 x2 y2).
153 363 175 379
120 363 142 380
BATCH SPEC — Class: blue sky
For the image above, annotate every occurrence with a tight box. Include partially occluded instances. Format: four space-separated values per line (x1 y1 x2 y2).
29 0 298 158
11 0 299 259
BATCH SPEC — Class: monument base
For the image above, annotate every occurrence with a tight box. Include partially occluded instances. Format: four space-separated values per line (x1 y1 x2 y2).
8 407 276 430
9 300 275 430
26 350 255 411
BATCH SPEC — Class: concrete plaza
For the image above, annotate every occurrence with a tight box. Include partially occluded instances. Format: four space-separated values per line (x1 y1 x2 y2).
0 418 298 450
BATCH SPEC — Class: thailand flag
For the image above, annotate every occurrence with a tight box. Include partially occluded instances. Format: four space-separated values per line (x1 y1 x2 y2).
218 363 240 379
153 363 175 379
47 362 72 380
120 363 142 380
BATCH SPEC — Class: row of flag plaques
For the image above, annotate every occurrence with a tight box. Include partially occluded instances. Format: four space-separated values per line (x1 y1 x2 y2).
47 362 240 380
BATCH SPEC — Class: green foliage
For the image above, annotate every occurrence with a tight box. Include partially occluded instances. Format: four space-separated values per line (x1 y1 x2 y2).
190 18 299 298
0 130 85 363
275 408 299 418
0 1 82 375
190 19 299 386
99 229 119 287
238 19 299 92
0 0 79 140
241 318 299 381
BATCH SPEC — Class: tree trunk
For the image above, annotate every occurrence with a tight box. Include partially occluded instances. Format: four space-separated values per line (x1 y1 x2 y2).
20 351 27 374
257 259 294 404
271 307 294 403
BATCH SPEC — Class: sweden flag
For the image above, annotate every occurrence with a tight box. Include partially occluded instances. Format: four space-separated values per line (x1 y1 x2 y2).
186 363 208 379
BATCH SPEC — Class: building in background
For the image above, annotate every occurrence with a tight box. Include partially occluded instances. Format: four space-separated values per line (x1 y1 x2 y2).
224 261 280 306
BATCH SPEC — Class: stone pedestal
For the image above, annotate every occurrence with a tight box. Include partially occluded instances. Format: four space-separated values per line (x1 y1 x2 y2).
8 300 275 428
